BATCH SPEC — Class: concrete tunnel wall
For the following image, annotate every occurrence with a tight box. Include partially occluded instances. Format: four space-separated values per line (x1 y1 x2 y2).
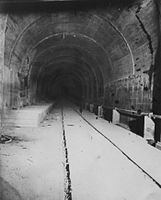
0 0 161 124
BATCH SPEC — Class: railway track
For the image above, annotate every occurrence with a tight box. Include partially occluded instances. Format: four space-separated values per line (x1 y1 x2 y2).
73 107 161 189
61 106 72 200
1 104 160 200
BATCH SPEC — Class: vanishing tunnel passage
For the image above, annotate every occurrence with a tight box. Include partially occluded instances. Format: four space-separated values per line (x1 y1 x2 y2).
1 0 161 125
1 0 161 199
2 0 139 108
1 0 161 120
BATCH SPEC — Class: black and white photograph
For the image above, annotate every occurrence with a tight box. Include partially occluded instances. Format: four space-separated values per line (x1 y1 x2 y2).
0 0 161 199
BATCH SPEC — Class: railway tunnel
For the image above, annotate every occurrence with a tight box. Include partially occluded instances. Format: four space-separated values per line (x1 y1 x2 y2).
1 0 161 199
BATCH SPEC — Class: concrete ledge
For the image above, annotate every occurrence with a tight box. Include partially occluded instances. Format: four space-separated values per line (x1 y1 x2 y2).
81 109 161 186
156 142 161 151
4 103 53 127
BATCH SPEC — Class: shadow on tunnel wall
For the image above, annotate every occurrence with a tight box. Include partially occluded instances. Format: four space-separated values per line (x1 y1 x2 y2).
153 30 161 142
0 0 140 14
128 117 144 137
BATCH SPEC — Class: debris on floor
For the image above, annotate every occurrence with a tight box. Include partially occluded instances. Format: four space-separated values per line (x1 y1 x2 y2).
0 135 12 144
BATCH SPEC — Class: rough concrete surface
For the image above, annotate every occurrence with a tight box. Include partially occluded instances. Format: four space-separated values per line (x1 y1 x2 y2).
1 105 161 200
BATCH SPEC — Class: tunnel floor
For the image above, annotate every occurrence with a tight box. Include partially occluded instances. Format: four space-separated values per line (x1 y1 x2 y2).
0 104 161 200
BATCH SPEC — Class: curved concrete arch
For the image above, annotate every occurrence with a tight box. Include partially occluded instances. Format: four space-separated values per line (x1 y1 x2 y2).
36 63 95 100
2 2 158 118
29 48 103 81
36 69 90 101
38 75 84 101
28 44 104 93
96 14 135 74
6 12 130 79
5 11 135 104
9 18 108 65
35 61 99 99
7 15 43 66
7 13 112 64
26 32 112 71
31 56 101 96
46 73 85 98
25 35 110 83
51 72 91 99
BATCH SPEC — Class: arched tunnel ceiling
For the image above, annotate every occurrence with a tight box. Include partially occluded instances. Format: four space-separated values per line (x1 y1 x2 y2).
4 0 157 103
30 45 104 85
1 0 159 113
36 61 99 100
5 10 134 85
38 72 85 101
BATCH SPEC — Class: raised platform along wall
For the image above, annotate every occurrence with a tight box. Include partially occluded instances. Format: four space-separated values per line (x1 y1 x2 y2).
4 104 53 127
